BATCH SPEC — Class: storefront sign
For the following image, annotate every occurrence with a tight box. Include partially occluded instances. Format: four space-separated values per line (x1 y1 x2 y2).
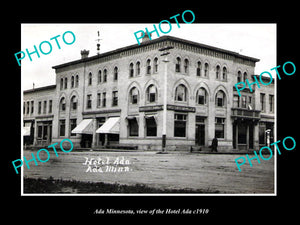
167 104 196 112
139 105 163 112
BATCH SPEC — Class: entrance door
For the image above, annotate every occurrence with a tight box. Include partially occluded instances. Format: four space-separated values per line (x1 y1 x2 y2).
195 124 205 146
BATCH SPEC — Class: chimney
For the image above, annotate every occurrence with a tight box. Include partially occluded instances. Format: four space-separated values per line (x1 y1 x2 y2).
81 49 89 59
142 33 152 43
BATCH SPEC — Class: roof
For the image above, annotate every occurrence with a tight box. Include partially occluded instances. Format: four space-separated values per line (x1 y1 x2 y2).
52 35 260 70
23 84 56 94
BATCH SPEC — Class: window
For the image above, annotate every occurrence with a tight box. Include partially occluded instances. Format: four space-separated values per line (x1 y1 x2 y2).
196 88 207 105
59 98 66 111
184 59 189 73
70 119 77 136
215 117 225 139
222 67 227 80
146 116 157 136
97 93 101 108
75 75 79 87
204 63 209 77
71 96 77 110
174 114 187 137
31 101 34 114
49 100 52 113
26 102 30 114
154 57 158 73
237 71 242 83
146 59 151 74
130 87 139 104
175 57 181 72
233 95 240 108
102 92 106 107
260 93 265 112
243 72 248 82
114 67 118 81
71 76 74 88
59 119 65 137
175 84 187 102
215 90 226 107
129 63 134 77
64 77 68 89
242 96 247 108
60 78 63 90
103 69 107 82
269 94 274 113
216 65 220 79
136 61 140 76
88 72 92 85
38 101 42 114
87 94 92 109
43 100 47 114
146 85 157 103
196 61 201 76
112 91 118 106
128 118 138 137
98 70 102 84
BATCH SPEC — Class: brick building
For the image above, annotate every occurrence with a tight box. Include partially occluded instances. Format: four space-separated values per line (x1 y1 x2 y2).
23 35 275 151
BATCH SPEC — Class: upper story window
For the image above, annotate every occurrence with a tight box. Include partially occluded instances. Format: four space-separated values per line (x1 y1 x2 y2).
71 96 77 110
129 63 134 77
114 67 118 81
75 75 79 87
184 59 189 74
98 70 102 84
64 77 68 89
103 69 107 82
88 72 92 85
215 90 226 107
146 84 157 103
136 61 141 76
222 67 227 80
175 84 187 102
243 72 248 82
216 65 220 79
237 71 242 83
59 98 66 111
269 94 274 113
175 57 181 72
204 63 209 77
154 57 158 73
146 59 151 75
60 78 63 90
112 91 118 106
86 94 92 109
71 76 74 88
196 87 207 105
49 100 52 113
130 87 139 104
196 61 202 76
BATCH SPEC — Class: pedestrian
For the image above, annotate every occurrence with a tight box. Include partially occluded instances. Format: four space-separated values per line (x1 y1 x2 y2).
211 137 218 152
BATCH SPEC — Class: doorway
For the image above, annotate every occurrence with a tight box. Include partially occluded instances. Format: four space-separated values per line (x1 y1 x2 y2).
195 124 205 146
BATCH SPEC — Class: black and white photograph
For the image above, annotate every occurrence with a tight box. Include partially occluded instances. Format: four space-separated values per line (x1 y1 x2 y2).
20 23 276 195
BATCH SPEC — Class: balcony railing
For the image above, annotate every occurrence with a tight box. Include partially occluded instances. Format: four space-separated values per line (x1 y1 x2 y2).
231 108 261 119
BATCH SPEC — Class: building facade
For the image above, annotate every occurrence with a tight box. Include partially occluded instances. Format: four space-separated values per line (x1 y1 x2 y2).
23 35 275 151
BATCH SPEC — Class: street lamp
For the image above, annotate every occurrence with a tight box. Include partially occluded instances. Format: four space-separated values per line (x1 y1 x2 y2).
159 46 174 152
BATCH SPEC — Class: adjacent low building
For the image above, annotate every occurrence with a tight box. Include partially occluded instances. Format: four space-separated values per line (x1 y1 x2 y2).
23 35 275 151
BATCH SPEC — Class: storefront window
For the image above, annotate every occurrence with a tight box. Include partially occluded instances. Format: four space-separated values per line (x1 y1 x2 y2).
174 114 187 137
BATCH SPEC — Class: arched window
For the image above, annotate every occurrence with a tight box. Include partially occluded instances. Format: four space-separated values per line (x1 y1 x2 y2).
154 57 158 73
184 59 189 73
136 61 140 76
129 87 139 104
60 97 66 111
146 84 157 103
88 72 92 85
204 63 209 77
196 61 201 76
222 67 227 80
98 70 102 84
216 65 220 79
196 87 207 105
70 95 77 110
215 90 226 107
71 76 74 88
243 72 247 82
175 84 187 102
114 67 118 81
146 59 151 74
103 69 107 82
175 57 181 72
60 78 63 90
237 71 242 83
64 77 68 89
75 75 79 87
129 63 134 77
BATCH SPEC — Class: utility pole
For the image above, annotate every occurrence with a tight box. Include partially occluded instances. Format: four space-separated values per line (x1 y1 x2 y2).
159 46 173 152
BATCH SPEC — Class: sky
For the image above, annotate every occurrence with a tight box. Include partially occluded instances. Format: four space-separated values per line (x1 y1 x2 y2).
21 23 276 90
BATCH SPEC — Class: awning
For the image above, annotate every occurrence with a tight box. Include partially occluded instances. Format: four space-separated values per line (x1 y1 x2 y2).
23 126 31 136
71 119 93 134
96 117 120 134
